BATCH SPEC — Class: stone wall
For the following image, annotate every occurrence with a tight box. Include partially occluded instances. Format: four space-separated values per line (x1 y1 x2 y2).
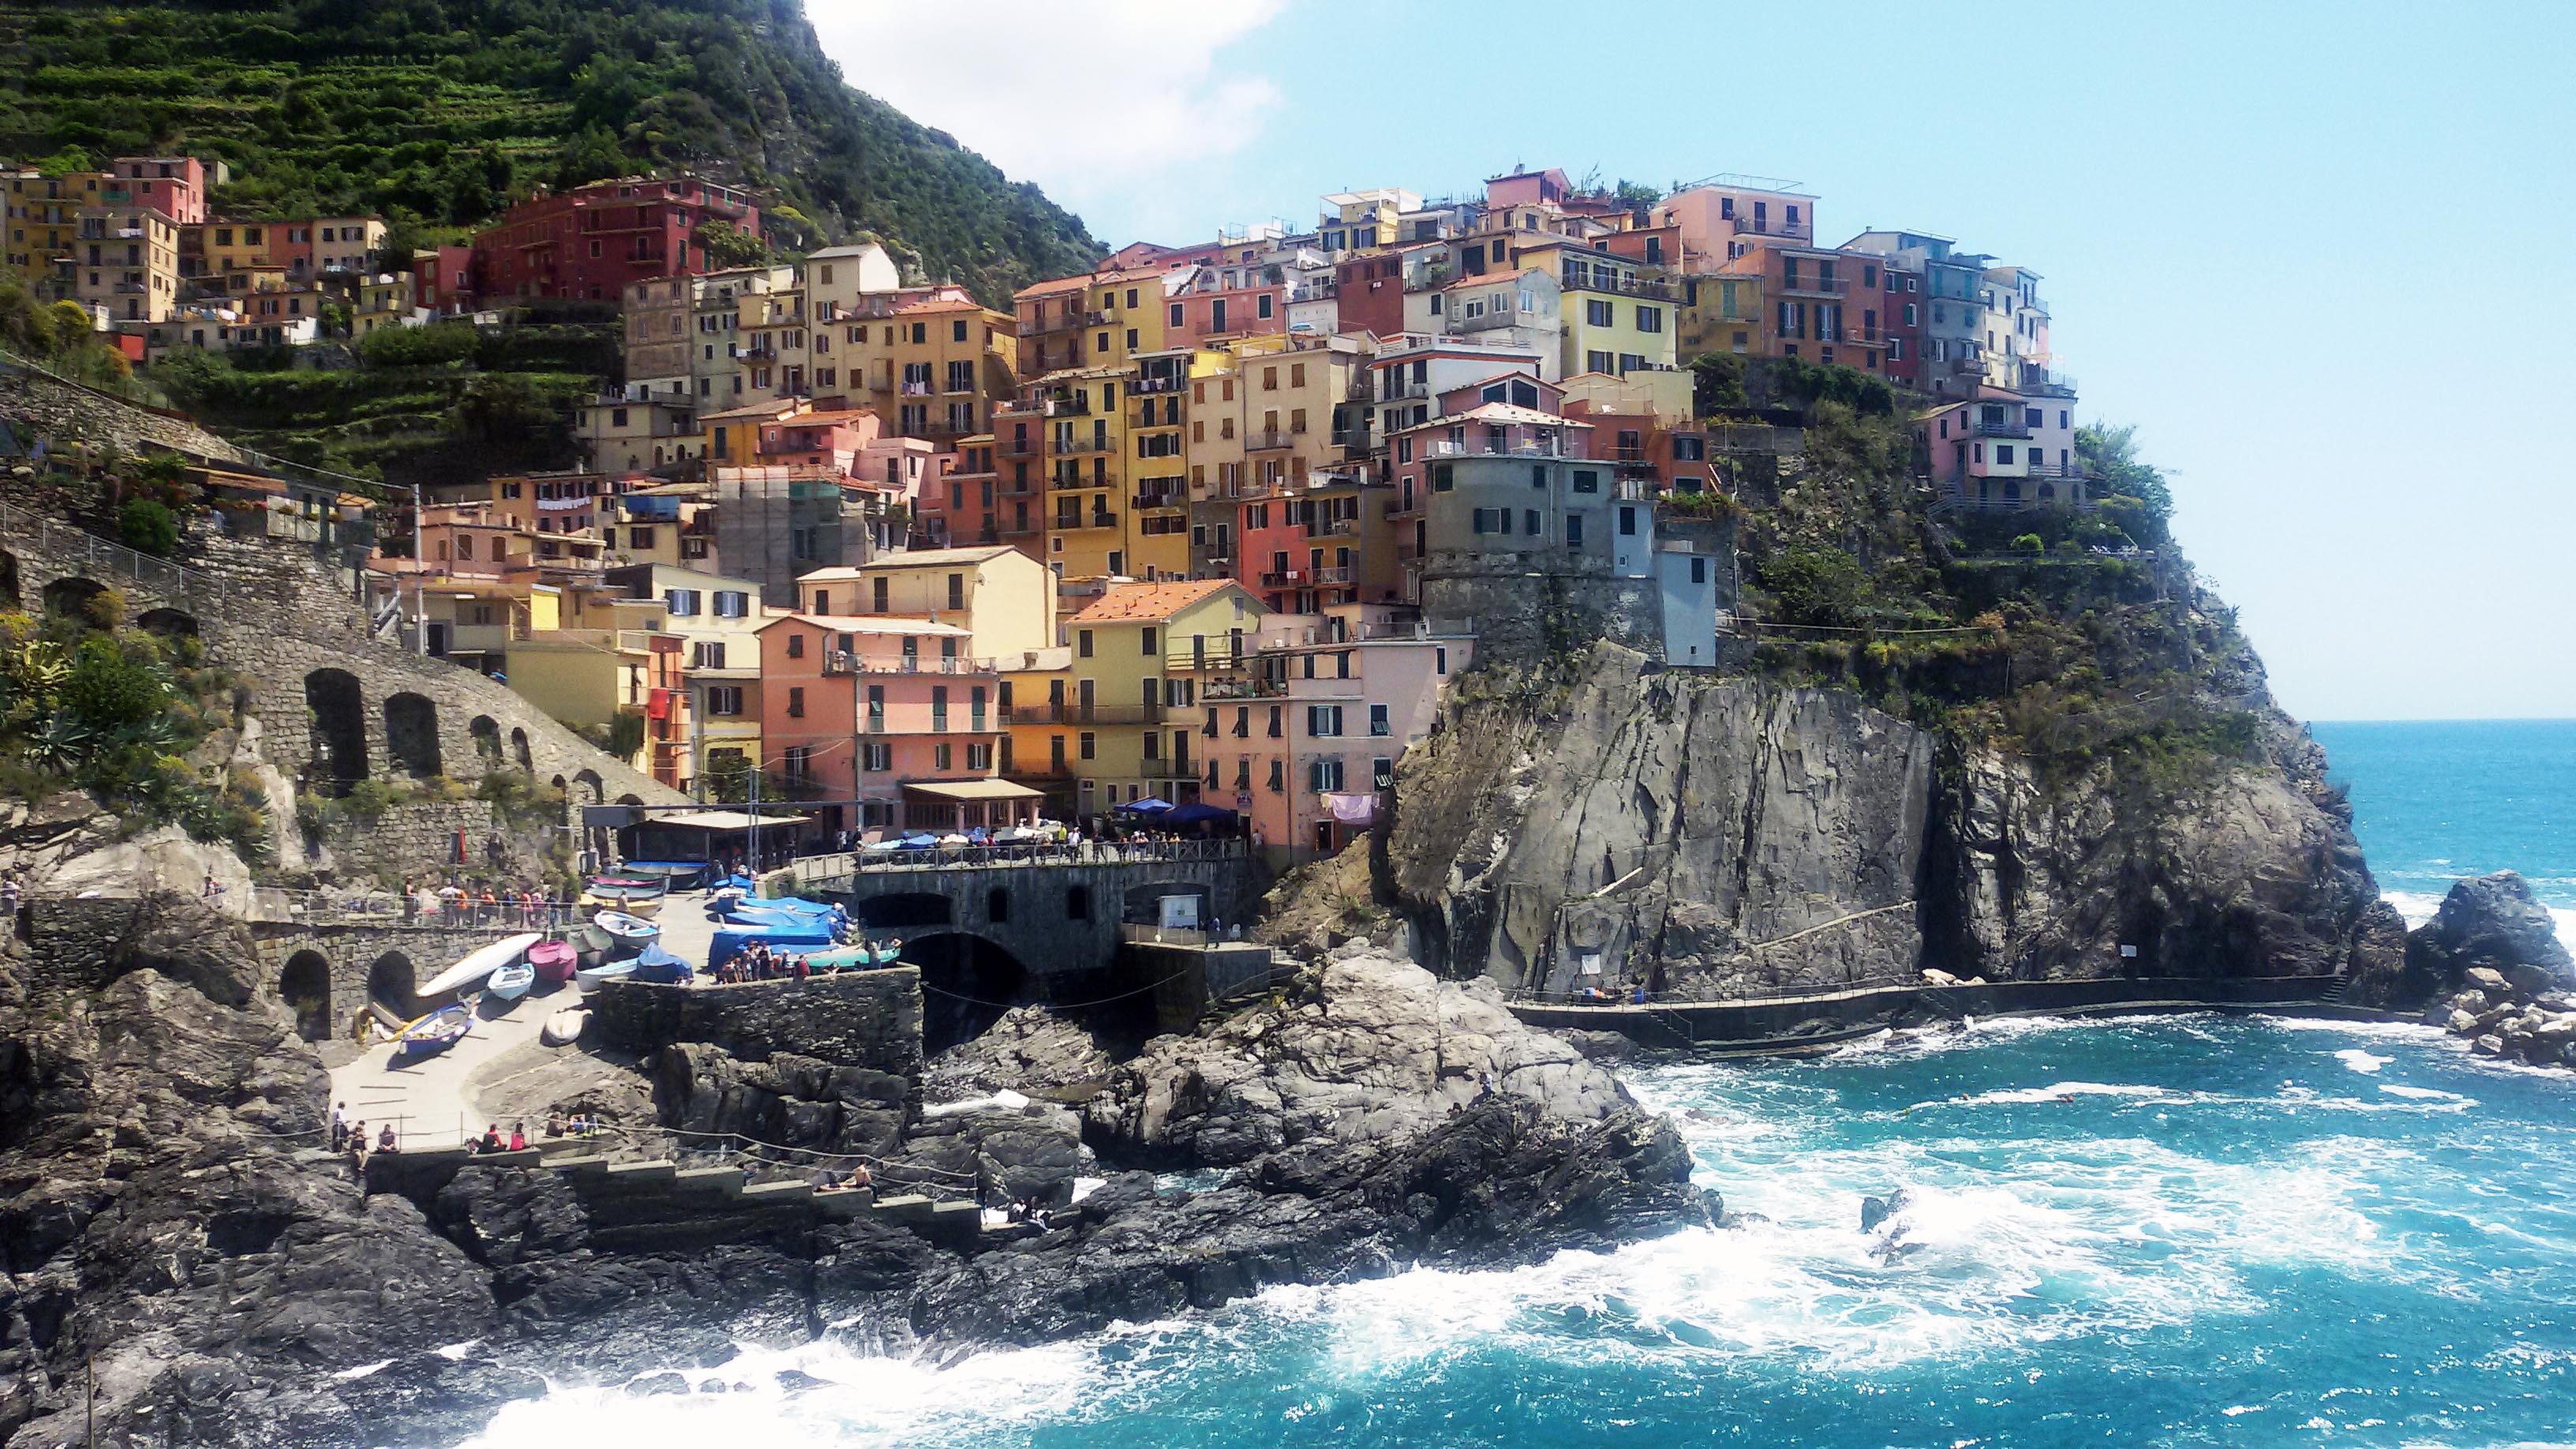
0 364 247 466
1419 556 1666 665
811 856 1268 980
586 970 926 1085
249 918 533 1033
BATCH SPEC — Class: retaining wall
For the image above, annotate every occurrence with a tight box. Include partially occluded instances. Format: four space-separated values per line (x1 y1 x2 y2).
586 970 926 1084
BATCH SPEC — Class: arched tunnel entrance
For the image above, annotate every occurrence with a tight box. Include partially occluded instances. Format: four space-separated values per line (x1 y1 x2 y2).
852 892 955 931
367 952 416 1020
899 931 1031 1054
279 950 333 1042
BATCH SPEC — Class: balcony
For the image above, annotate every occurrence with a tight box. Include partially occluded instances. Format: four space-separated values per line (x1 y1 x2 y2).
1052 434 1114 455
1131 374 1185 394
1260 568 1309 588
1451 309 1524 335
1561 269 1676 300
822 651 998 676
1383 499 1421 522
1776 272 1850 298
1246 429 1296 451
1055 511 1118 531
1313 566 1355 585
1728 214 1814 242
1306 518 1359 539
1009 702 1165 726
1132 490 1185 512
1971 418 2032 440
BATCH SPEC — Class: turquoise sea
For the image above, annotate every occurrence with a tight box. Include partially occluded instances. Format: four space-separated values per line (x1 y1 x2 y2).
465 722 2576 1447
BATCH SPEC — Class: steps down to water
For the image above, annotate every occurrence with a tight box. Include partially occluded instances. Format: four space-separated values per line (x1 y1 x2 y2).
364 1139 989 1245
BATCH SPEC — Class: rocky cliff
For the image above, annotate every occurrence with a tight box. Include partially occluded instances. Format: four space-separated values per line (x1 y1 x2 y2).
1382 642 2409 1006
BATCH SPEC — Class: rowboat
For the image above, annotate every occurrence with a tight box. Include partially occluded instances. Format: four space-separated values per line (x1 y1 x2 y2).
485 962 536 1001
527 939 576 986
593 912 659 951
539 1009 587 1046
389 1003 471 1061
575 958 638 993
415 934 541 999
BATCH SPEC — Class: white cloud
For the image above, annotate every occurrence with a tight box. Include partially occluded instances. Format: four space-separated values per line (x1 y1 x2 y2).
806 0 1289 238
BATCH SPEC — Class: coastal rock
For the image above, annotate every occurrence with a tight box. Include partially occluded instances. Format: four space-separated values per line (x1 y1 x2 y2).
650 1043 908 1158
2408 872 2574 1002
919 1005 1114 1103
1561 1028 1637 1063
1085 945 1628 1166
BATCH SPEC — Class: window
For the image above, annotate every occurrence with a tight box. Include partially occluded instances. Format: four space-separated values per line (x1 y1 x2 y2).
934 743 953 771
1524 508 1542 537
1306 704 1344 737
1267 758 1285 792
1619 505 1638 536
1308 758 1346 792
713 590 747 618
1634 305 1663 332
787 633 805 659
1141 626 1159 654
1065 886 1091 921
786 687 805 717
1571 469 1599 494
863 741 892 772
1078 629 1094 658
946 573 966 610
1585 298 1613 327
1566 513 1585 548
1432 462 1455 492
706 686 743 716
1079 731 1096 760
1368 703 1391 737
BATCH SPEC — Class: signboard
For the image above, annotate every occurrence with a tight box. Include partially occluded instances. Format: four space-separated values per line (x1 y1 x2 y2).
1159 893 1203 930
1235 792 1253 811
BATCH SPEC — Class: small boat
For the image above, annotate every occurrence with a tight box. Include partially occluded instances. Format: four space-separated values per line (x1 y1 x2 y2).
527 939 576 987
415 934 541 999
540 1008 587 1046
575 959 637 993
486 962 536 1001
389 1003 471 1061
629 942 691 984
871 940 903 967
593 912 659 951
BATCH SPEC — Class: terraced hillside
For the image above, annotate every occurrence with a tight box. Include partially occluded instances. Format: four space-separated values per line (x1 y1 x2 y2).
0 0 1100 304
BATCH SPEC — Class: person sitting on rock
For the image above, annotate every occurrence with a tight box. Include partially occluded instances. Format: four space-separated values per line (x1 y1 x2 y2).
507 1121 526 1152
478 1123 504 1153
376 1123 399 1153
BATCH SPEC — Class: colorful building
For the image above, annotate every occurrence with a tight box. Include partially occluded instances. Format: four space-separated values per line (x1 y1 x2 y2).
756 612 1026 833
466 174 762 305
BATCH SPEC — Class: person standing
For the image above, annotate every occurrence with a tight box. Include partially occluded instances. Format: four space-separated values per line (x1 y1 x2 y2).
331 1101 348 1152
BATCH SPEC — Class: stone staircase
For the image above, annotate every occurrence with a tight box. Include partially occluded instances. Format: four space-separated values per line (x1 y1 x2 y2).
363 1134 991 1246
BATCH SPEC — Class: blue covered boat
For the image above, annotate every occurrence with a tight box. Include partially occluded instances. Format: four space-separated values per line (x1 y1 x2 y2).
389 1003 471 1062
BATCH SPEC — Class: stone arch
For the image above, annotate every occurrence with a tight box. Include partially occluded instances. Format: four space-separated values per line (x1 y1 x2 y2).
551 773 567 796
384 692 442 777
573 769 605 803
614 793 643 807
136 606 199 637
0 548 19 609
900 931 1031 1053
469 714 503 762
986 886 1011 924
41 576 107 620
304 668 369 796
2037 482 2057 501
367 952 417 1018
511 728 533 771
279 950 333 1042
852 891 954 930
1064 884 1092 921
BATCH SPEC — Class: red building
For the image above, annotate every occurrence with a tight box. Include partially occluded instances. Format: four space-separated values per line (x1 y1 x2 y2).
465 176 761 305
1333 249 1409 339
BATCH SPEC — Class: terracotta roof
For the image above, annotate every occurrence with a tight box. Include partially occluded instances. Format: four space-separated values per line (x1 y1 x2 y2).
892 296 983 316
1015 274 1093 300
1069 578 1238 624
760 612 972 637
1444 268 1541 291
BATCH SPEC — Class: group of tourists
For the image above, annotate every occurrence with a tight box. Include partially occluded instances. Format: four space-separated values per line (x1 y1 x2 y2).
401 878 576 928
815 1163 874 1193
470 1121 530 1154
331 1100 402 1179
547 1112 604 1140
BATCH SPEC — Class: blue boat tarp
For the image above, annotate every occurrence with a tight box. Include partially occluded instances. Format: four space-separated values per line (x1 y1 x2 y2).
730 895 837 917
724 900 844 928
629 942 691 983
709 924 835 969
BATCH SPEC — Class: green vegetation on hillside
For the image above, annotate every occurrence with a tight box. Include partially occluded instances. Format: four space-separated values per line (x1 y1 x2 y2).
0 585 271 860
1718 359 2260 792
0 276 147 396
151 320 603 488
0 0 1102 304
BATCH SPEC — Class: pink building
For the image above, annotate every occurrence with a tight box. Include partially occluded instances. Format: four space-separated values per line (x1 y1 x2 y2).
756 613 1023 834
107 156 208 225
1163 263 1286 346
1915 387 2084 504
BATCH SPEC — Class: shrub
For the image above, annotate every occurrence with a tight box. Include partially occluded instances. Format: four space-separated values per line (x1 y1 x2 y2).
1758 547 1869 628
2010 533 2045 554
117 497 179 555
59 635 167 728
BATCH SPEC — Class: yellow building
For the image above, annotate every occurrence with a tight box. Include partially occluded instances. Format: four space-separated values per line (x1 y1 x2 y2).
1127 348 1193 579
354 272 414 335
1554 244 1679 380
793 545 1058 661
73 204 181 324
2 169 78 281
1039 367 1133 581
1678 271 1763 360
734 283 810 403
1031 578 1267 821
827 291 1019 447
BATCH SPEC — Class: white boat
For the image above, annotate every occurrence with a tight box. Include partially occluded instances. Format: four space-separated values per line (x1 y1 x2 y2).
416 934 542 999
540 1008 587 1046
575 959 637 994
593 912 658 948
485 962 536 1001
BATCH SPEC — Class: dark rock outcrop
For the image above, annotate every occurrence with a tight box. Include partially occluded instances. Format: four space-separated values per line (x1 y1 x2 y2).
1387 645 2408 1005
2406 870 2574 1001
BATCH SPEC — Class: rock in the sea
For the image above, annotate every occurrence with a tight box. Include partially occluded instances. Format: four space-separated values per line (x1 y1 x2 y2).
1086 943 1630 1166
2409 872 2574 1002
1562 1028 1637 1064
920 1005 1114 1103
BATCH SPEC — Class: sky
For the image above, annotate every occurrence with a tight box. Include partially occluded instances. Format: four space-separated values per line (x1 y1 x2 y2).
808 0 2576 721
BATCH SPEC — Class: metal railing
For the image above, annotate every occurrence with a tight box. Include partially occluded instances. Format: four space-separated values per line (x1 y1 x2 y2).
0 496 223 603
249 886 582 931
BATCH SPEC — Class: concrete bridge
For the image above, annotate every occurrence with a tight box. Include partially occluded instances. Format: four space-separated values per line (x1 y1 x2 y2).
249 907 534 1042
791 847 1267 1043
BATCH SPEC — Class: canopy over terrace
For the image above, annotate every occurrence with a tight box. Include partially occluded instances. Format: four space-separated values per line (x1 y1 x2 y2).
899 778 1046 833
620 808 814 863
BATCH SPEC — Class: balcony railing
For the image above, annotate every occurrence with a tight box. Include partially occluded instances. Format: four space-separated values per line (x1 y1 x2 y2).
1246 429 1296 451
1009 702 1165 726
1260 568 1308 587
1728 214 1814 242
1306 518 1359 538
1313 566 1354 584
822 651 998 676
1776 272 1850 297
1130 375 1185 394
1053 511 1118 531
1132 491 1185 512
1971 418 2032 440
1562 269 1676 300
1052 435 1114 455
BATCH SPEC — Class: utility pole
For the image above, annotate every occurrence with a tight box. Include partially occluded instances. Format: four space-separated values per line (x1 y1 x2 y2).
410 478 427 653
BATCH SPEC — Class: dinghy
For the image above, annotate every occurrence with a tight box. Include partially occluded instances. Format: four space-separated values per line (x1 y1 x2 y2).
575 958 638 993
527 938 576 987
628 942 691 984
539 1009 587 1046
389 1003 471 1062
593 912 659 952
485 961 536 1001
415 934 541 999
